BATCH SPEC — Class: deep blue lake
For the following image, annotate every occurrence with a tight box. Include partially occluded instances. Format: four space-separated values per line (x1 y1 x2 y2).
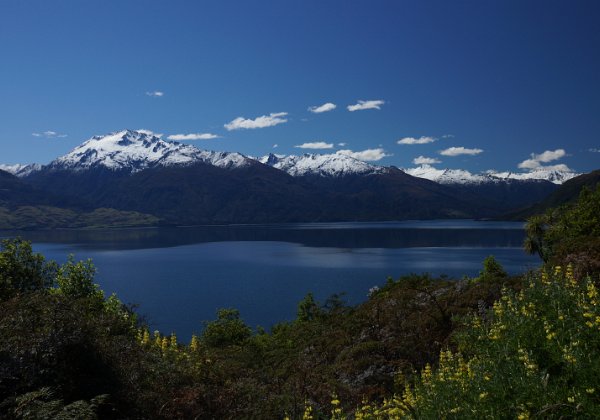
1 220 539 338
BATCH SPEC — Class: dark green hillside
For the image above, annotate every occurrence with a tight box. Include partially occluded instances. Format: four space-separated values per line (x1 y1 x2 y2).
0 170 158 229
505 169 600 220
27 163 504 225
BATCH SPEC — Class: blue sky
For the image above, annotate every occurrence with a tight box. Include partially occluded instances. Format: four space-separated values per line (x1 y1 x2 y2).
1 0 599 173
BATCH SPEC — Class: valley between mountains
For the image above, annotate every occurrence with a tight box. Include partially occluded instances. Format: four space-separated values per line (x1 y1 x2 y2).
0 130 588 229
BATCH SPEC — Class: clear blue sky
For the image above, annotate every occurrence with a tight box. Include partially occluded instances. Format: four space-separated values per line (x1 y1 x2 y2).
1 0 599 173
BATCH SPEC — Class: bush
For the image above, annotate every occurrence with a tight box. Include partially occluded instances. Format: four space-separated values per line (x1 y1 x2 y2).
356 265 600 418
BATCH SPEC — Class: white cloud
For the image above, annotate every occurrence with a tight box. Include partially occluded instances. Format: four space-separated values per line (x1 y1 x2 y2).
167 133 219 141
338 142 347 147
273 144 279 148
336 148 390 161
442 134 455 138
518 149 567 170
440 146 483 156
224 112 288 130
347 99 385 112
413 156 441 165
32 130 67 138
590 148 600 153
308 102 336 113
295 141 334 149
137 129 163 137
397 136 437 145
146 91 164 97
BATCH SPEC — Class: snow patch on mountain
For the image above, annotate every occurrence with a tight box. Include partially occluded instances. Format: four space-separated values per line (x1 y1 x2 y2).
404 165 579 185
0 163 42 177
487 168 579 184
259 153 385 177
47 130 251 173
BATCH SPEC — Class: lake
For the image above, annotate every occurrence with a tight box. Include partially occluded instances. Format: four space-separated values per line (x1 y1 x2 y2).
1 220 539 338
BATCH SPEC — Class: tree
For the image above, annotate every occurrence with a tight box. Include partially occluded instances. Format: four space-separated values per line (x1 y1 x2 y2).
54 256 103 301
202 308 252 347
478 255 507 282
296 292 321 322
0 238 57 300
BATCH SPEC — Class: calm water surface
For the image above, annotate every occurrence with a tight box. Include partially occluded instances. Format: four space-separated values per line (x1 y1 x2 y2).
1 220 539 337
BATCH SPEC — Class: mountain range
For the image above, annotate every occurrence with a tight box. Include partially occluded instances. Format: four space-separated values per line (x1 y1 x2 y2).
0 129 588 228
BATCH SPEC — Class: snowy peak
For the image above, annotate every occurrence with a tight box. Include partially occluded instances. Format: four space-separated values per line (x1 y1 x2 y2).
259 153 385 177
0 163 42 177
403 165 579 185
48 129 251 173
403 165 492 184
487 168 580 185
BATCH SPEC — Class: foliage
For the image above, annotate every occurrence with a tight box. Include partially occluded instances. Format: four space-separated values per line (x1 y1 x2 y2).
0 238 57 300
525 185 600 276
478 255 508 283
54 256 102 300
350 265 600 418
201 308 252 348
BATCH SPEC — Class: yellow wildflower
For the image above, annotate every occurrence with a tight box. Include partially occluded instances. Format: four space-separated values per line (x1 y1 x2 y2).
190 334 199 352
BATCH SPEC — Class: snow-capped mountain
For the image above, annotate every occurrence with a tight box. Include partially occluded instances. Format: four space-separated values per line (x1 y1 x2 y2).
404 165 579 185
46 129 251 173
486 168 579 185
0 163 42 177
259 153 386 177
403 165 495 184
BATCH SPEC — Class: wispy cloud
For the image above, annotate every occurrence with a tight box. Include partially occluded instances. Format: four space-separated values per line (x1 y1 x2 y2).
167 133 219 141
413 156 441 165
347 100 385 112
146 91 164 97
518 149 567 170
308 102 336 113
224 112 288 130
590 148 600 153
337 142 347 147
397 136 437 145
273 144 279 149
440 146 483 156
442 134 455 138
32 130 67 138
295 141 334 149
336 148 390 161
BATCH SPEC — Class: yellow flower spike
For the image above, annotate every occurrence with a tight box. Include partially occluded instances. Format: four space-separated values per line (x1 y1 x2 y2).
422 363 433 384
541 271 550 285
170 332 177 349
161 336 169 352
554 266 562 275
567 396 575 403
190 334 199 352
302 403 313 420
142 329 150 345
586 388 595 394
479 392 488 399
587 282 598 300
517 411 530 420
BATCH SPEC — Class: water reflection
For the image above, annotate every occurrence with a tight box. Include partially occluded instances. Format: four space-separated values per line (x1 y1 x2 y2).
0 220 527 251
